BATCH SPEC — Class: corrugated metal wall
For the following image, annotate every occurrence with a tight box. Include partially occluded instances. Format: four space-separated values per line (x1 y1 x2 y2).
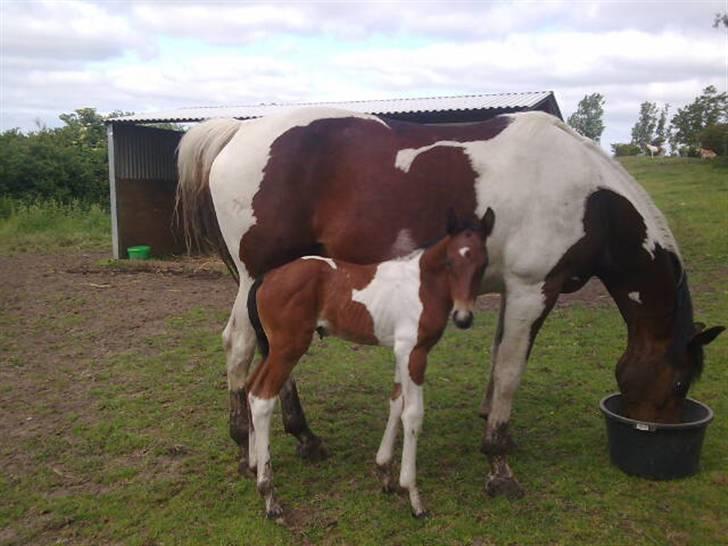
113 124 181 181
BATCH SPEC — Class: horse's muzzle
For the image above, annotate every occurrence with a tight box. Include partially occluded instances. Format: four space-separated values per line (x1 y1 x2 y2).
452 310 474 330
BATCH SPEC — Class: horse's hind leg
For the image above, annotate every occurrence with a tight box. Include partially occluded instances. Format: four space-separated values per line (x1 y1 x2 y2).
223 285 257 476
375 366 403 493
481 281 557 499
280 377 329 461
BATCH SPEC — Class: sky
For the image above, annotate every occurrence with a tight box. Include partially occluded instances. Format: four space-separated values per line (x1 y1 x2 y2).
1 0 727 149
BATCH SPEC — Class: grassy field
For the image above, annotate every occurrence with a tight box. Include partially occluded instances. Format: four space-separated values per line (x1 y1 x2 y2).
1 158 726 545
0 198 110 254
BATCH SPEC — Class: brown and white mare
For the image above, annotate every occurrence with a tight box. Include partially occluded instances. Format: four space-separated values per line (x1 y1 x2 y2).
176 108 724 498
244 210 494 518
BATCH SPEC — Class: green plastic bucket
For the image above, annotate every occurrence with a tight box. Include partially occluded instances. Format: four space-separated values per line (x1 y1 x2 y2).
127 245 151 260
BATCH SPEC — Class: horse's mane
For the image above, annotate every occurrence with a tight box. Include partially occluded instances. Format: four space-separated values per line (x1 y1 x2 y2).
666 256 703 380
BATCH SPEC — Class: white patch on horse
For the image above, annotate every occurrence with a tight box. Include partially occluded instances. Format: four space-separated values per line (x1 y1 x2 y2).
628 291 642 304
459 247 471 258
208 107 389 275
351 250 424 347
390 229 416 256
435 111 684 295
302 256 337 269
394 141 468 173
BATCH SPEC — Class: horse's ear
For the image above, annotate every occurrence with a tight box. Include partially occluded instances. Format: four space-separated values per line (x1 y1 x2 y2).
446 208 459 235
480 207 495 238
690 325 725 347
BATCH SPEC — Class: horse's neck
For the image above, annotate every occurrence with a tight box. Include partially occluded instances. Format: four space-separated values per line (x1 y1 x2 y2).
418 238 452 305
601 259 685 350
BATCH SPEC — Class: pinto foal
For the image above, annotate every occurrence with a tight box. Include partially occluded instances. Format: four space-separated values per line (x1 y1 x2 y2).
244 209 495 518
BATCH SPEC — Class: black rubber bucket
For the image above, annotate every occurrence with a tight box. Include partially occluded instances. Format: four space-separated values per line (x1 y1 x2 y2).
599 394 713 480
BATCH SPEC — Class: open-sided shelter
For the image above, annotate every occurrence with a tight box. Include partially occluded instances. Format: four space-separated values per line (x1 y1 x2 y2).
106 91 562 258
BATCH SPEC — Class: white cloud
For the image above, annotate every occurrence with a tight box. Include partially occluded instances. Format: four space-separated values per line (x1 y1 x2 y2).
1 0 726 149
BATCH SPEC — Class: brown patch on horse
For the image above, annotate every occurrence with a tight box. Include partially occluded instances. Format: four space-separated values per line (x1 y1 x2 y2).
239 116 509 276
248 259 381 399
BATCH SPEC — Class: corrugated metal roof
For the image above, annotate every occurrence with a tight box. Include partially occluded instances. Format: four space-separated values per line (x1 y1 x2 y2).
110 91 557 124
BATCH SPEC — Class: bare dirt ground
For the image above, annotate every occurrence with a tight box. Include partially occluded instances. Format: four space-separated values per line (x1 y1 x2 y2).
0 250 608 473
0 253 235 518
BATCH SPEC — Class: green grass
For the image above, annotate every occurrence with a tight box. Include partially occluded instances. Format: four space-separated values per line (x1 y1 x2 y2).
0 198 110 253
1 158 726 545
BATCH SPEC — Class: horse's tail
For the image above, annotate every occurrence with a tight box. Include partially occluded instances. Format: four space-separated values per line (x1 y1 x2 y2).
246 276 270 360
175 118 242 284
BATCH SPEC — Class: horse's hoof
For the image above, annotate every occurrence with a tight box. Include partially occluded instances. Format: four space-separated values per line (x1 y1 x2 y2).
296 438 329 461
485 475 524 499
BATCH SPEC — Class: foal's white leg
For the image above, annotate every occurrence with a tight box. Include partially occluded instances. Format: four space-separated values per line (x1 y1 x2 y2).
375 366 403 492
249 394 283 518
396 345 427 517
222 282 258 475
482 281 554 498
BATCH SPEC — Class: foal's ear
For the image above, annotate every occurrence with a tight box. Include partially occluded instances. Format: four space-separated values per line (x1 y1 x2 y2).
480 207 495 238
690 325 725 347
446 207 460 235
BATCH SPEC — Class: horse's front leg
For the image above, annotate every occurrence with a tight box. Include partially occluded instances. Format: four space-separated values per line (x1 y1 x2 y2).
397 346 428 518
481 283 555 499
479 293 507 418
280 377 329 461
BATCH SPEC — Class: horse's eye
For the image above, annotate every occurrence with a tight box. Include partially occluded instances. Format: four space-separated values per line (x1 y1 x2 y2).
445 259 453 269
673 381 689 396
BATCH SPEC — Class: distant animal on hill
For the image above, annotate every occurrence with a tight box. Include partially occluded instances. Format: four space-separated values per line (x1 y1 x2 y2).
699 148 717 159
644 143 662 157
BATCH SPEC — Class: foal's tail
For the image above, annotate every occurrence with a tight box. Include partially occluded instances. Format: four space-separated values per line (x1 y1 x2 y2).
175 118 242 283
246 276 270 359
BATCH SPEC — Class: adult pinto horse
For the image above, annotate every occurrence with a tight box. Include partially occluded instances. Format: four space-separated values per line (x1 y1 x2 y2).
176 108 723 498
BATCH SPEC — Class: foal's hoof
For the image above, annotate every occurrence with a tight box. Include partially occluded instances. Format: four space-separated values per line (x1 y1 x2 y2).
485 474 525 499
296 438 329 462
412 509 430 519
265 503 284 520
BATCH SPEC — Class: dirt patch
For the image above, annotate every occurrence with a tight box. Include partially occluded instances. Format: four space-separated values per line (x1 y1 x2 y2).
0 252 236 488
475 278 611 311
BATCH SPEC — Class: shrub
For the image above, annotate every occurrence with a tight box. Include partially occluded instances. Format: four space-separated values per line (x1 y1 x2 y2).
611 143 642 157
698 123 728 156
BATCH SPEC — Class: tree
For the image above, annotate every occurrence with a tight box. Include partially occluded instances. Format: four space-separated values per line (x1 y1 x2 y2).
631 102 670 149
0 107 133 205
654 104 670 147
714 12 728 28
58 107 107 149
631 102 658 146
670 86 728 149
567 93 606 142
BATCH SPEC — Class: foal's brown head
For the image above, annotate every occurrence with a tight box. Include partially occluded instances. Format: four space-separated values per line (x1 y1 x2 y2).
444 208 495 329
